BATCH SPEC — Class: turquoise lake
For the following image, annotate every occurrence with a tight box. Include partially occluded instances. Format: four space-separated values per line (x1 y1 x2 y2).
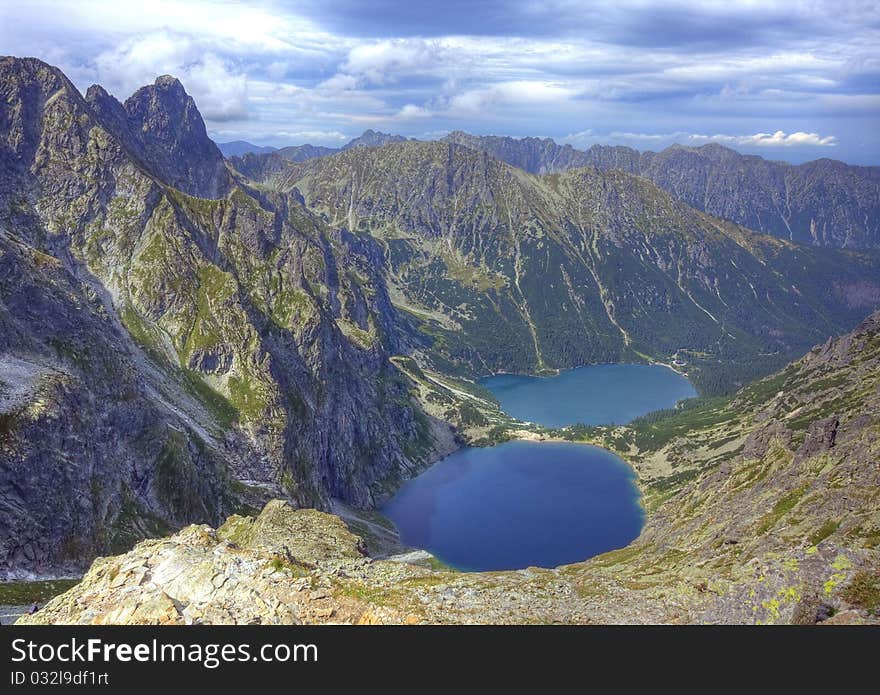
383 364 696 571
480 363 697 427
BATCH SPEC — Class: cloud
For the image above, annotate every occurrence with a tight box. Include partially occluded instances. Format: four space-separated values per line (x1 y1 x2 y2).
448 80 581 113
395 104 433 119
342 39 446 83
273 130 350 143
0 0 875 162
732 131 837 147
291 0 873 50
563 130 837 149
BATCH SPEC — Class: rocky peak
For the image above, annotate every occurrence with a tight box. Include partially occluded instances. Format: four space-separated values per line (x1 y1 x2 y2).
118 75 230 198
0 56 88 169
342 129 408 150
84 84 138 150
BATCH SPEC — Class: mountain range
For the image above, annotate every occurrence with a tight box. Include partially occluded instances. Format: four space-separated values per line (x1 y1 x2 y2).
217 140 277 157
267 139 880 394
442 132 880 250
219 129 408 160
1 56 879 590
228 130 880 250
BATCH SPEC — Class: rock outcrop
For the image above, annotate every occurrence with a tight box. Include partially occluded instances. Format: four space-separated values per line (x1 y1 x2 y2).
86 76 232 199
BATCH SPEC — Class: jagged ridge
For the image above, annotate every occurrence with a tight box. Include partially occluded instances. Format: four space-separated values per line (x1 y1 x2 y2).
442 132 880 249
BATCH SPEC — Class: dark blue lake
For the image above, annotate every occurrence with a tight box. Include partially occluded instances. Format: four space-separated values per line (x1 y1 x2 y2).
480 363 696 427
383 364 696 570
383 441 644 571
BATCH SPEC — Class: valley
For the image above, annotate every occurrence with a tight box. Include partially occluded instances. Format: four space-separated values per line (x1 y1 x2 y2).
1 56 878 624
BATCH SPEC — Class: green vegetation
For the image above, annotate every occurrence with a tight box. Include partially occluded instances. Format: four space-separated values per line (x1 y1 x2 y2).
629 397 733 450
182 264 237 355
841 571 880 615
756 486 807 535
181 369 238 428
121 301 239 429
0 579 80 606
809 519 841 546
270 286 313 329
227 374 271 423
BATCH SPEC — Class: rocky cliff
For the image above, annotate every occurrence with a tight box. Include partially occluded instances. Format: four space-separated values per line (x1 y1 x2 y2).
86 75 232 199
21 311 880 624
0 57 452 576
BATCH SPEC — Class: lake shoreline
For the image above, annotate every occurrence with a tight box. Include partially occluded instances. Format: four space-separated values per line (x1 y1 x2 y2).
383 363 697 568
383 440 645 572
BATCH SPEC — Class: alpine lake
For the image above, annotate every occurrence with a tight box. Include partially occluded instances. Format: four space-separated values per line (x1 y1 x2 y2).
383 364 696 571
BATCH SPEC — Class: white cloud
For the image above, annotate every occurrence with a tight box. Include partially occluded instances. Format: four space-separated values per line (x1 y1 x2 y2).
734 130 837 147
0 0 873 160
273 130 350 143
395 104 433 119
317 73 361 92
9 0 334 55
448 80 581 113
563 129 837 148
342 39 447 84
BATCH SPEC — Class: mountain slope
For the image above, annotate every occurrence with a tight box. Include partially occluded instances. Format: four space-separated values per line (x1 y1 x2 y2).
444 130 594 174
276 144 339 162
227 130 410 174
225 131 410 182
0 229 236 577
276 141 880 393
24 311 880 624
442 133 880 249
0 57 451 575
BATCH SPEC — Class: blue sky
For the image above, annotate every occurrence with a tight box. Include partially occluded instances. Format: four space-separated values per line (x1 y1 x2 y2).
2 0 878 164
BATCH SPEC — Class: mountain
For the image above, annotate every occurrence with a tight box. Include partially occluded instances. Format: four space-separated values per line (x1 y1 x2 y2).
226 132 410 188
275 143 339 162
276 141 880 394
226 151 296 182
229 130 410 172
217 141 277 157
85 76 232 199
226 145 340 181
441 133 880 249
23 311 880 624
0 57 452 576
443 130 593 174
342 129 408 150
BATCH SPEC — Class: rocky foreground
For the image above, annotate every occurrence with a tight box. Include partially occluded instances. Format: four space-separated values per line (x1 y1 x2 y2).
17 495 877 625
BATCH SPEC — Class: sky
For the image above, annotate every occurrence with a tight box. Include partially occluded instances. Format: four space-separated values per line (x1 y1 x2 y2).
2 0 878 164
